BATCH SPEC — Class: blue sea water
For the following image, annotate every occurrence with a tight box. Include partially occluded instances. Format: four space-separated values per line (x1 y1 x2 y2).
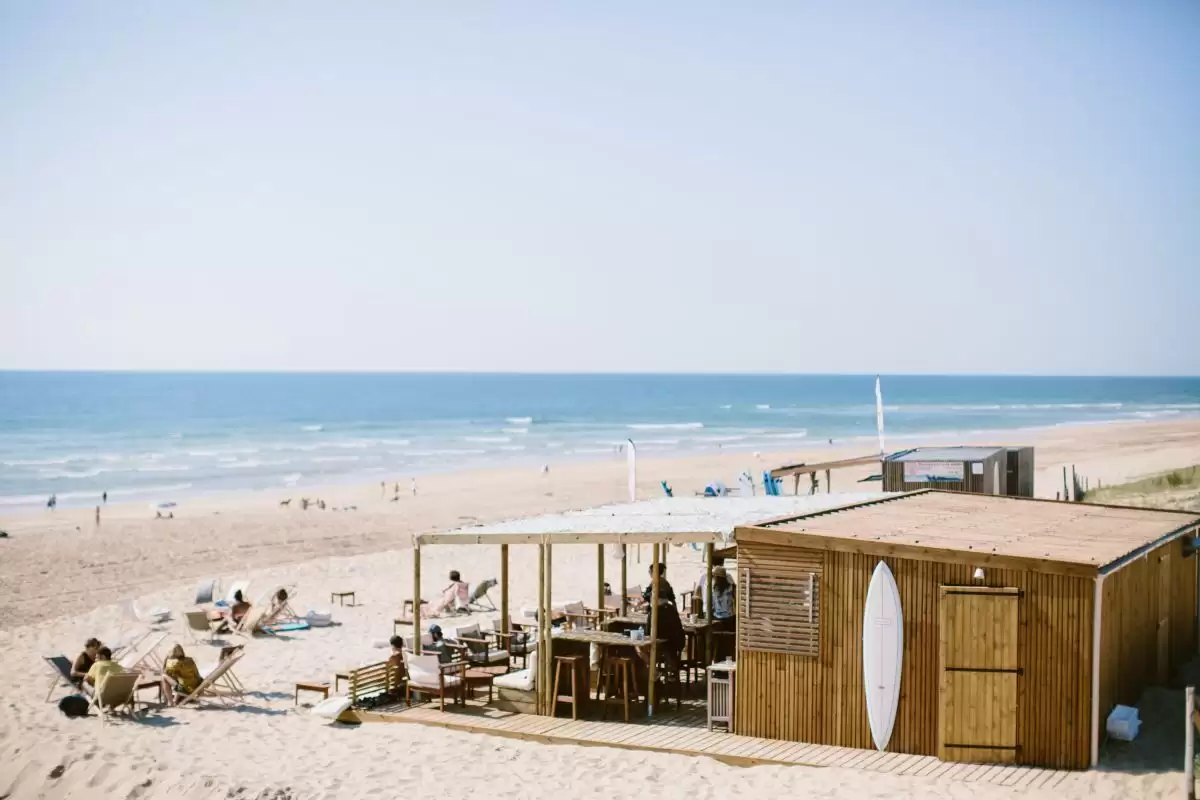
1 372 1198 510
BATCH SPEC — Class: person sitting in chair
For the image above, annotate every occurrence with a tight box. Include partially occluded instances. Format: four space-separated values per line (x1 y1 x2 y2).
84 646 123 688
164 644 202 699
427 571 469 617
230 590 251 624
71 638 102 687
640 562 676 608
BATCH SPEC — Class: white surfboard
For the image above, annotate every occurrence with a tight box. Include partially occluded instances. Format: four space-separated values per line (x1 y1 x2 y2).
863 560 903 751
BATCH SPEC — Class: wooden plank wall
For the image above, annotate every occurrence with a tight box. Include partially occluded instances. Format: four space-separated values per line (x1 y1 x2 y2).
882 460 984 494
736 543 1094 769
1098 538 1197 725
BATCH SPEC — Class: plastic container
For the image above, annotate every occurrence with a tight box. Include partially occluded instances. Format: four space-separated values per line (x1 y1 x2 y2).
1106 705 1141 741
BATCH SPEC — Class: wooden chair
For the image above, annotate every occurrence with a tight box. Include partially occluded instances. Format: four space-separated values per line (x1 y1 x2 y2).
563 602 598 631
403 651 465 712
552 655 586 720
679 629 704 688
599 656 639 722
655 649 683 711
449 624 510 671
90 671 143 724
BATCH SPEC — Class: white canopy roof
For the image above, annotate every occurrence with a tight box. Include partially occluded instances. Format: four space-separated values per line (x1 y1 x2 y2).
416 493 893 546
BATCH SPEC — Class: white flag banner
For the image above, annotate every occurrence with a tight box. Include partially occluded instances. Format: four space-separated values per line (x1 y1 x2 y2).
626 439 637 502
875 376 887 456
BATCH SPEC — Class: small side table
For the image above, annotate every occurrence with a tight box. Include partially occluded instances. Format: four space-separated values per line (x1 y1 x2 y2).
334 669 352 693
330 591 356 606
295 681 331 705
463 669 495 703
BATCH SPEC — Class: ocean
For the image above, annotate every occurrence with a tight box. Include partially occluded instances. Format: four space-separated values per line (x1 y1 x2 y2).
1 372 1197 510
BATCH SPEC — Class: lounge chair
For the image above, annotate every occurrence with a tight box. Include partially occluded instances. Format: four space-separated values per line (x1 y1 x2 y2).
233 586 307 636
120 598 171 626
186 610 222 643
403 651 465 712
467 578 498 612
449 624 509 670
174 650 246 707
117 631 167 673
90 671 142 724
109 628 152 662
44 655 84 702
194 579 218 605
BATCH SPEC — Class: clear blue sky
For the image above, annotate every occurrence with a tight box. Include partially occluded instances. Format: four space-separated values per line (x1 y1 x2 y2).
1 2 1197 375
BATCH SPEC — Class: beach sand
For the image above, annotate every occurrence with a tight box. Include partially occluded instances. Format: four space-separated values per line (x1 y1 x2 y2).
1 418 1198 799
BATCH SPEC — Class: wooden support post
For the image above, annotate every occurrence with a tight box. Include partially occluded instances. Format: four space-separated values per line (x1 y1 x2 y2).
500 544 510 636
597 543 605 625
826 469 832 494
648 543 661 717
1063 466 1070 502
620 543 628 616
537 542 545 715
1187 685 1196 800
705 542 714 666
412 544 422 654
794 474 800 496
545 543 554 716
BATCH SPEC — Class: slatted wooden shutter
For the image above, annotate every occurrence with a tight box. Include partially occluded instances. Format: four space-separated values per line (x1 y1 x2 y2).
939 586 1020 763
739 566 820 656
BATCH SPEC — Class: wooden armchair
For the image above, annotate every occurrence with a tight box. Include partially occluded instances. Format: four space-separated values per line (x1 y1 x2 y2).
403 651 466 711
449 624 510 671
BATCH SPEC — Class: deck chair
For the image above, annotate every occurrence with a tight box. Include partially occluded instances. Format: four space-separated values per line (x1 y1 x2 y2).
44 655 83 702
120 597 171 626
563 601 598 630
186 610 222 643
109 627 152 662
90 671 142 724
403 632 435 652
403 651 464 711
661 480 673 497
175 650 246 707
467 578 498 611
118 631 168 673
194 579 218 606
225 580 250 605
250 585 308 634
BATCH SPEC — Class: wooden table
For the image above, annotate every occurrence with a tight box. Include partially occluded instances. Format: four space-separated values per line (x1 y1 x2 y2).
330 591 356 607
135 674 168 706
295 680 331 705
608 614 712 633
463 668 496 703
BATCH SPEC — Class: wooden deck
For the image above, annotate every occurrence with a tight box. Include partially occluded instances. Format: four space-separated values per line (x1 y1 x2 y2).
352 698 1088 789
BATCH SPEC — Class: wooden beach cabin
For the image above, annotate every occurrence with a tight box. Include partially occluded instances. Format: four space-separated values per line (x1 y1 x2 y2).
883 446 1034 497
733 490 1200 769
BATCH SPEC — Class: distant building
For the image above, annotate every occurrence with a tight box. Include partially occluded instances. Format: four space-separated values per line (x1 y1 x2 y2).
883 446 1034 497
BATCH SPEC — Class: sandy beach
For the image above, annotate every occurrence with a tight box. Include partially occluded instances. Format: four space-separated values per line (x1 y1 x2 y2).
2 417 1199 799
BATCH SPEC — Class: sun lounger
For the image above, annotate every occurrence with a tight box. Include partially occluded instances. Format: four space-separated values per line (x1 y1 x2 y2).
44 655 84 702
90 671 142 724
467 578 498 612
236 585 308 635
108 627 152 662
174 650 246 707
117 631 168 673
403 651 465 712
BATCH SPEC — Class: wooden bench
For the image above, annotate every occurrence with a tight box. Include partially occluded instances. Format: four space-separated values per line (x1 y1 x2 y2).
348 661 404 707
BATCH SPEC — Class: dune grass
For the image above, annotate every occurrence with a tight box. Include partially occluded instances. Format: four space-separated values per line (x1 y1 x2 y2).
1084 465 1200 512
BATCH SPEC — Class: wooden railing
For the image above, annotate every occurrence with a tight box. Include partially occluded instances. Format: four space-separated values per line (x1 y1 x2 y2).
1186 686 1197 799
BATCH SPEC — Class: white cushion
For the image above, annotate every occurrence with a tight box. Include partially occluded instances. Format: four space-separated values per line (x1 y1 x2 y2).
409 674 462 689
479 650 509 664
494 669 534 692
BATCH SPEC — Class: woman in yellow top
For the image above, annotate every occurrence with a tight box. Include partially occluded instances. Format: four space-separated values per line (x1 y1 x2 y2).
164 644 202 698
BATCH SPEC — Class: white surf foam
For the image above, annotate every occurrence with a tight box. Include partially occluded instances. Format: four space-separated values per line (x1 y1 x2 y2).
464 436 512 444
627 422 703 430
506 416 533 424
301 424 324 432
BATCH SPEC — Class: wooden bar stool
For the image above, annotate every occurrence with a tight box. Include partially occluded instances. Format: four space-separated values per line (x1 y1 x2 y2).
600 656 639 722
552 655 586 720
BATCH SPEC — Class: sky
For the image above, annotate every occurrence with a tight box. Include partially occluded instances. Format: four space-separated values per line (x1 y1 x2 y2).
1 2 1197 375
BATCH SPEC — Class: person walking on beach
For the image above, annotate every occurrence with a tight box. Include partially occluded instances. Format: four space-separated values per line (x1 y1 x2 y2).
380 481 385 498
102 491 107 504
411 477 417 497
94 506 100 526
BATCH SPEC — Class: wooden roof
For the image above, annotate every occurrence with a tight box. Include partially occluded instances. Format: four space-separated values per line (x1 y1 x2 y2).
769 453 883 479
741 490 1200 576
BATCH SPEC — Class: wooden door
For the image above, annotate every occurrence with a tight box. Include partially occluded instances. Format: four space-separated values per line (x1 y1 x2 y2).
939 586 1020 763
1157 551 1172 684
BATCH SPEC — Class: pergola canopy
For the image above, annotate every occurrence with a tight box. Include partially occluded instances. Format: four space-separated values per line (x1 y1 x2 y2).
416 494 893 546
